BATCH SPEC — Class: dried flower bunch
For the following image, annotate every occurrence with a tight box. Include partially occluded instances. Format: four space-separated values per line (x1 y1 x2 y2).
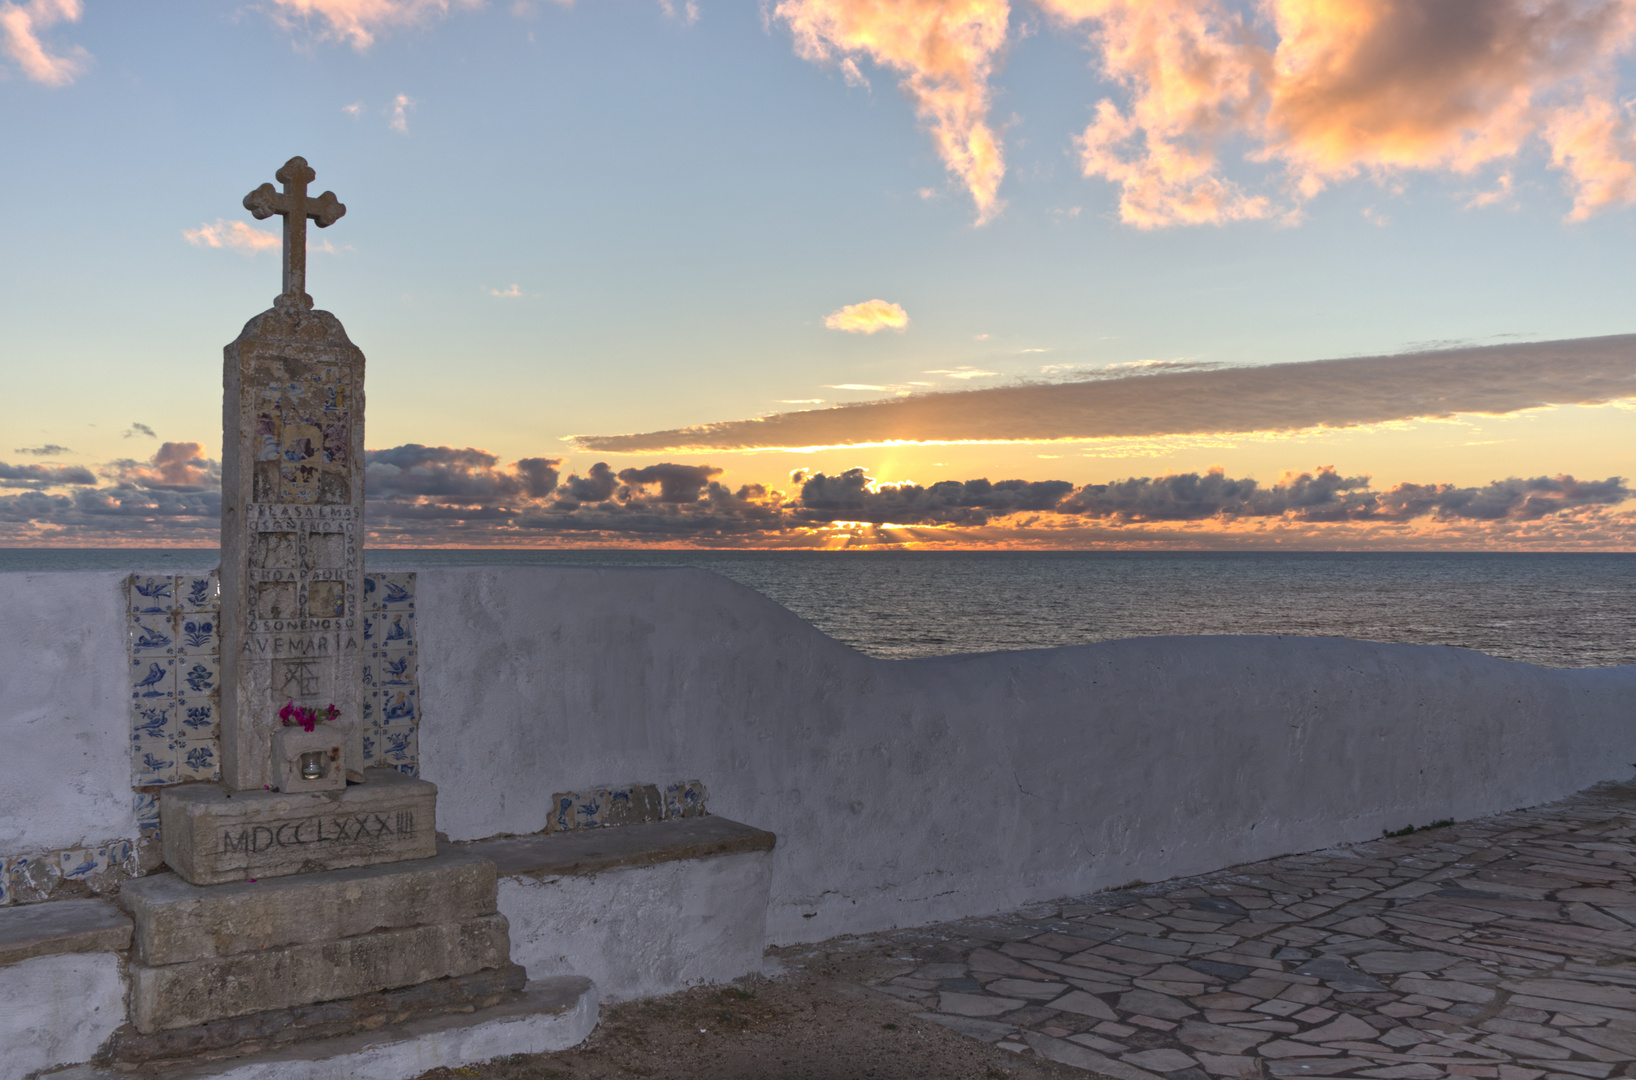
278 700 340 732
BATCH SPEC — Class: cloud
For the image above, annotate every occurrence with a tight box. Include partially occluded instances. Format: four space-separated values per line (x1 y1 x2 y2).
342 101 365 117
124 422 157 439
0 0 90 86
616 463 723 503
925 366 996 379
102 442 220 492
824 298 910 334
656 0 699 23
489 284 524 298
263 0 481 50
798 468 1075 524
1062 465 1632 523
15 444 70 456
1036 0 1636 226
389 92 415 133
183 220 281 254
365 445 561 501
0 460 96 489
573 334 1636 452
774 0 1010 223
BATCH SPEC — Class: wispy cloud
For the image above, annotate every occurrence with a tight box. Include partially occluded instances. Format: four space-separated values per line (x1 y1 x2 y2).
925 366 996 380
183 220 281 254
574 334 1636 453
0 460 95 489
488 283 524 298
15 444 70 456
0 0 91 86
342 101 365 117
389 92 415 133
263 0 482 50
656 0 699 24
824 298 909 334
774 0 1010 223
124 422 156 440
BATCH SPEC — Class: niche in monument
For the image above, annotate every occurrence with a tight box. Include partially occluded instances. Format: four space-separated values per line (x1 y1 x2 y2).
218 156 365 794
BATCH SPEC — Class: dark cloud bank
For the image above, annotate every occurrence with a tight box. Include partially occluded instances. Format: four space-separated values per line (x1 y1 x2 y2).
574 335 1636 452
3 441 1626 545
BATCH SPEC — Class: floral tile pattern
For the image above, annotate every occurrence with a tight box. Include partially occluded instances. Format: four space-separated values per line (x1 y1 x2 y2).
14 568 423 909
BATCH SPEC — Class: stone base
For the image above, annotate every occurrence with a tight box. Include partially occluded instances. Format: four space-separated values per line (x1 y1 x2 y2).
159 768 436 885
131 914 511 1033
106 964 527 1065
57 976 597 1080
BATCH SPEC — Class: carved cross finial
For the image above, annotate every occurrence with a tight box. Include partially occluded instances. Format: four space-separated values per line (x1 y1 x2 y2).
243 156 346 312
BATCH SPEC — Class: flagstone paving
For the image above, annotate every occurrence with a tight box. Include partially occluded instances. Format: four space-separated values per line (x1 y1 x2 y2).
858 781 1636 1080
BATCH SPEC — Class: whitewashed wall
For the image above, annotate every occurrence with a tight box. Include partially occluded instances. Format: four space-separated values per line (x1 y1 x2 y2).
4 567 1634 945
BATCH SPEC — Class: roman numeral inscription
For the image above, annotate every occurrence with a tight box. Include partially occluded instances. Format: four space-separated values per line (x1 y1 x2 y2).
219 810 415 854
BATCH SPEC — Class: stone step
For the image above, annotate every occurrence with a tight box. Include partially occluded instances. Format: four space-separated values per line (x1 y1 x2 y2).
51 975 597 1080
160 768 437 885
120 847 496 965
0 898 131 967
131 914 512 1033
106 963 528 1065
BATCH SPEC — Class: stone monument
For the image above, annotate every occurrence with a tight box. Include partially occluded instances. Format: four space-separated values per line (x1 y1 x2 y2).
159 157 435 882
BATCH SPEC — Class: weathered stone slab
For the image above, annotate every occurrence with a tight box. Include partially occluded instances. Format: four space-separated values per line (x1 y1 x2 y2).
130 913 510 1032
108 963 526 1064
159 768 436 885
465 815 774 879
121 846 494 965
0 898 132 966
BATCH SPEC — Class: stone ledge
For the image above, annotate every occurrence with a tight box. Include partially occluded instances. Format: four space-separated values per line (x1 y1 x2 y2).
464 815 775 880
0 898 132 966
121 846 496 965
106 962 528 1065
55 975 597 1080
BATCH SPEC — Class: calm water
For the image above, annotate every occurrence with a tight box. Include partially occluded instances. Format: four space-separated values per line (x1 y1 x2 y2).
4 549 1632 668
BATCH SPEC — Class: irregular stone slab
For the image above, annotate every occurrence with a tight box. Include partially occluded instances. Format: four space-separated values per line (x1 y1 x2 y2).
1025 1030 1166 1080
121 846 495 964
1053 989 1117 1019
56 975 597 1080
913 1012 1017 1042
938 991 1024 1018
159 768 437 885
1175 1021 1271 1055
1501 979 1636 1010
1393 977 1495 1004
1118 988 1197 1020
984 978 1067 1000
0 898 131 965
1293 957 1386 992
1194 1052 1261 1077
130 913 509 1032
1289 1013 1377 1043
1123 1047 1198 1072
1352 950 1460 974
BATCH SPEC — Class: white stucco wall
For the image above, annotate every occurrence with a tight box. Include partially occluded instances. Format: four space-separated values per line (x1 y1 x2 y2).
4 566 1634 948
0 952 126 1080
499 850 772 1002
412 565 1636 944
0 572 137 854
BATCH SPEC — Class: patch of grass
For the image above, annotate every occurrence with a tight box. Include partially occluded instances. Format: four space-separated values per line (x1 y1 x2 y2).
720 987 756 1001
1384 818 1456 837
882 1022 898 1031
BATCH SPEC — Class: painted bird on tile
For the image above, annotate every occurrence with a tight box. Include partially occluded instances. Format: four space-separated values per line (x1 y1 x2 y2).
133 662 168 695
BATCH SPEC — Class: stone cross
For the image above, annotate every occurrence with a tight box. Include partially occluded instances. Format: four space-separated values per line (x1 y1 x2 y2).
243 156 346 312
218 156 366 791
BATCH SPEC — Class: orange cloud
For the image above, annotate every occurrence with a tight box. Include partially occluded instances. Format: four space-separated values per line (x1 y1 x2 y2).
264 0 481 49
1038 0 1636 225
774 0 1010 223
183 220 281 254
825 298 910 333
0 0 90 86
104 442 219 491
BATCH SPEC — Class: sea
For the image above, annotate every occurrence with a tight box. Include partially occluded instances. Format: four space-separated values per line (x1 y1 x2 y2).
4 549 1632 669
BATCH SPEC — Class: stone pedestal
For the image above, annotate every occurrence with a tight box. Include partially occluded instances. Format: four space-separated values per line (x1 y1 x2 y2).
159 769 436 886
271 723 347 792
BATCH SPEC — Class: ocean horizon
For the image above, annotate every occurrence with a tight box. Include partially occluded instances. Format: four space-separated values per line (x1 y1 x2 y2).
6 548 1632 669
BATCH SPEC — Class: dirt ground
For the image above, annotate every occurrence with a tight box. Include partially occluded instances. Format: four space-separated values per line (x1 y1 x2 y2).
414 941 1084 1080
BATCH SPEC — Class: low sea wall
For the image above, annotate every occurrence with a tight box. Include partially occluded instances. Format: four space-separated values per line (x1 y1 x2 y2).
4 566 1634 944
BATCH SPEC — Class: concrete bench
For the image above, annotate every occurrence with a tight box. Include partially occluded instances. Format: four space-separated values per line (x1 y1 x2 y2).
463 816 775 1002
0 899 132 1080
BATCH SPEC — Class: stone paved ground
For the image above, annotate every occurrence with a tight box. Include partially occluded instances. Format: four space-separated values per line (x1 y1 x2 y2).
857 781 1636 1080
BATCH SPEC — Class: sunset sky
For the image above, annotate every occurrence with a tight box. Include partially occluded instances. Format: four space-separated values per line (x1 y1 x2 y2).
4 0 1636 548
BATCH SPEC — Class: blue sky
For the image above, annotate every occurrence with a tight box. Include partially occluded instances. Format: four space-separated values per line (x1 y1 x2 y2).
4 0 1636 548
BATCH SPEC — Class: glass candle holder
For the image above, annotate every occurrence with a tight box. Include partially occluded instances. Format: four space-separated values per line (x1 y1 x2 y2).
299 750 326 781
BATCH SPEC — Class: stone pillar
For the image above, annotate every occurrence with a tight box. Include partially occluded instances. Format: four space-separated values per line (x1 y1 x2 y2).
219 307 365 792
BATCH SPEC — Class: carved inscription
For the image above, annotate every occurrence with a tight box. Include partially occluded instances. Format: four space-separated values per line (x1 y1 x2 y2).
218 810 416 855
